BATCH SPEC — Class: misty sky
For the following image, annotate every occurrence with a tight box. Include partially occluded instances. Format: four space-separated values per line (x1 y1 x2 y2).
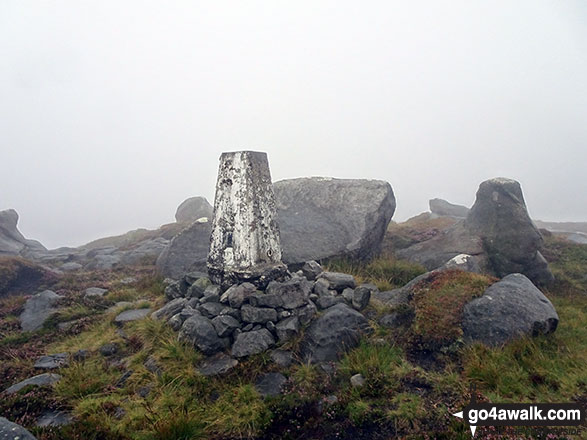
1 1 586 249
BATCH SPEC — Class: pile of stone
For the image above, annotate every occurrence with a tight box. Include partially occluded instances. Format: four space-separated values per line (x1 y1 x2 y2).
153 261 375 362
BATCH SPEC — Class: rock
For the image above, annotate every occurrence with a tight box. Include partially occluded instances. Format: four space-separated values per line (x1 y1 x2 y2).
156 219 212 279
462 273 559 346
115 370 133 387
313 278 330 296
99 343 118 356
301 261 323 281
4 373 61 394
184 271 208 285
317 272 356 291
295 301 317 325
231 329 275 358
144 356 162 376
120 237 169 265
276 316 300 343
316 294 344 310
0 209 46 258
211 315 241 337
379 311 413 328
220 283 257 308
0 417 37 439
198 353 239 376
137 386 151 398
20 290 63 332
352 284 376 311
175 196 214 223
274 178 395 265
270 349 294 368
34 353 68 369
255 372 287 397
266 320 276 333
241 305 278 324
301 303 371 363
169 308 199 331
152 298 188 320
342 288 354 302
36 410 72 427
207 151 287 288
350 373 366 388
429 198 469 218
441 254 480 273
198 302 226 319
188 277 212 298
84 287 108 297
179 315 226 355
265 278 312 309
72 349 89 361
61 262 82 271
114 308 151 324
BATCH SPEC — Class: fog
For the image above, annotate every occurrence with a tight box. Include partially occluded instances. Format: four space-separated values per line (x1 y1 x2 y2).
1 1 586 249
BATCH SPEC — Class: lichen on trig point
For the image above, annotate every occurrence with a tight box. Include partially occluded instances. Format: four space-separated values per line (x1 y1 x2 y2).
207 151 287 288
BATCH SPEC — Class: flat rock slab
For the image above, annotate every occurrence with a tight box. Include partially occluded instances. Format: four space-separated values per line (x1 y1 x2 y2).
34 353 68 369
114 308 151 324
255 372 287 397
20 290 63 332
36 410 72 427
0 416 37 439
84 287 108 297
198 353 239 376
4 373 62 394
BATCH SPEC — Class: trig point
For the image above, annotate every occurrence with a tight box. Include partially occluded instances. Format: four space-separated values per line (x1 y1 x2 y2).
207 151 287 288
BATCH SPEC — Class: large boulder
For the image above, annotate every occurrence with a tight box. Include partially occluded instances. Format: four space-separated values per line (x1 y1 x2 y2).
0 417 38 439
462 273 559 346
429 198 469 218
397 178 553 285
301 303 371 363
156 219 212 279
20 290 63 332
0 209 46 258
274 178 395 265
175 197 214 223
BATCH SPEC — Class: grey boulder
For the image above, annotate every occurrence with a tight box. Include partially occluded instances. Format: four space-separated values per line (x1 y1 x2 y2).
114 308 151 324
175 196 214 223
20 290 63 332
34 353 68 370
274 178 395 265
4 373 61 394
0 417 37 440
178 315 226 355
462 273 559 346
429 198 469 218
231 329 275 358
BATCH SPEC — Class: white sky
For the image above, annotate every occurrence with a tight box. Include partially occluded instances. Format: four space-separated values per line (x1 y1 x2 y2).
1 1 586 249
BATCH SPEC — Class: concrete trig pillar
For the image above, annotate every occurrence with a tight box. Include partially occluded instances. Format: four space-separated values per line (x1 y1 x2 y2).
207 151 287 288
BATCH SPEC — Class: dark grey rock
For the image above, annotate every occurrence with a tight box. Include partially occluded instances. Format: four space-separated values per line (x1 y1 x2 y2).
178 315 226 355
115 370 133 387
462 273 559 346
276 316 299 343
0 416 37 439
342 288 354 302
175 196 213 223
295 301 317 325
137 386 151 398
270 349 294 368
20 290 63 332
231 329 275 357
429 198 469 218
156 219 212 279
183 271 208 285
301 303 371 363
169 308 199 331
255 372 287 397
352 284 376 311
317 272 356 291
84 287 108 297
114 308 151 324
198 353 238 376
99 343 118 357
266 321 276 333
301 260 323 281
36 410 72 428
241 305 277 324
313 278 330 296
152 298 187 320
164 282 183 300
211 315 241 337
220 283 257 308
144 356 162 376
265 278 312 309
242 323 254 332
4 373 61 394
316 294 344 310
198 302 226 319
188 277 212 298
72 349 89 362
274 178 396 264
34 353 68 370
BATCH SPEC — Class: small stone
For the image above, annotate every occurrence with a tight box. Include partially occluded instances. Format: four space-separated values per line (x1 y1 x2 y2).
84 287 108 297
198 302 226 318
255 372 287 397
316 294 344 310
231 329 275 358
313 278 330 296
99 343 118 357
302 260 323 281
220 283 257 308
211 315 241 337
317 272 357 291
152 298 188 320
278 310 293 320
276 316 300 343
34 353 69 370
114 308 151 324
198 353 239 376
342 288 354 302
137 386 151 398
295 301 317 325
270 349 294 368
183 271 208 285
115 370 133 387
242 323 254 332
350 373 366 387
72 349 89 362
241 305 278 324
352 284 376 311
266 321 276 333
114 407 126 419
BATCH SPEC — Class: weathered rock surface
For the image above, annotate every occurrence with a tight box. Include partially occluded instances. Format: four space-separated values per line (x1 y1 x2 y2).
198 353 238 376
34 353 68 369
255 372 287 397
175 196 214 223
301 303 371 363
152 298 188 320
397 178 554 285
178 315 226 355
0 209 46 258
232 329 275 358
36 410 72 428
429 198 469 218
462 273 559 346
156 219 212 279
84 287 108 297
4 373 61 394
274 178 396 265
20 290 63 332
114 308 151 324
0 417 38 439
